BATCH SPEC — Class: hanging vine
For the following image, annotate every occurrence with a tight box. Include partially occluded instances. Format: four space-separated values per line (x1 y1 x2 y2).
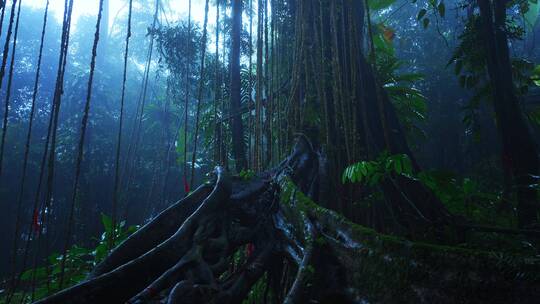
189 0 210 188
111 0 133 249
254 0 264 171
0 0 20 178
3 0 21 274
5 2 50 302
213 0 223 165
58 0 104 288
120 0 159 220
182 0 192 194
29 0 75 298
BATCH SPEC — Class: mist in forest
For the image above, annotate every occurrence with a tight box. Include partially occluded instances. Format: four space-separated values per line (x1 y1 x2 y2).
0 0 539 303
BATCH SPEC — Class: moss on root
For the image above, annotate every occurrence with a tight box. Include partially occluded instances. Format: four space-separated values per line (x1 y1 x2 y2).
278 176 540 303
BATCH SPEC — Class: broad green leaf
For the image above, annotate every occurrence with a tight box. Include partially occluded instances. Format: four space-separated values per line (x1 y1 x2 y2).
532 65 540 86
94 243 108 263
101 213 112 233
423 17 430 28
68 245 91 257
385 158 394 170
366 162 376 177
20 267 47 281
526 107 540 125
345 166 352 182
352 164 360 183
437 1 445 17
349 165 357 183
48 253 60 264
51 265 62 275
394 158 403 174
342 170 348 184
417 9 427 20
373 33 395 56
402 156 413 176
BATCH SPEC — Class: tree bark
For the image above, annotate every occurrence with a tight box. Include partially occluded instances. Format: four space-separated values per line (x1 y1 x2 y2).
97 0 109 67
478 0 540 228
230 0 248 173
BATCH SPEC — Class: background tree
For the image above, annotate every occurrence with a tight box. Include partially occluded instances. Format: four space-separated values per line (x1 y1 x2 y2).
229 0 247 172
1 0 540 302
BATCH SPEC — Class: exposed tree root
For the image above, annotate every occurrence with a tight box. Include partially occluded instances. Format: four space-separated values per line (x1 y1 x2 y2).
35 138 540 304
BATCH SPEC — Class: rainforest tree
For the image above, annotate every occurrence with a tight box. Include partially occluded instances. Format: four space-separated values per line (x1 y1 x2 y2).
1 0 540 303
230 0 248 172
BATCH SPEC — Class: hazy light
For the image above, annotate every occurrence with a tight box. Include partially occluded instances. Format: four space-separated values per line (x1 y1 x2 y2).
22 0 213 29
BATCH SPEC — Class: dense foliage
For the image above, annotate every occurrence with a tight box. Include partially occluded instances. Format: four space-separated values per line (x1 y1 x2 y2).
0 0 539 302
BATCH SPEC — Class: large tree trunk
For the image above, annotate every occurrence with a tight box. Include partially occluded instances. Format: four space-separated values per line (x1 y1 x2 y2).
230 0 248 173
34 137 540 304
478 0 540 228
286 0 452 233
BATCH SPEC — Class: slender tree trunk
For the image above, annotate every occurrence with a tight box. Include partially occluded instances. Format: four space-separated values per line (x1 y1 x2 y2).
230 0 248 172
97 0 109 67
182 0 192 193
190 0 210 187
254 0 264 171
214 0 224 166
248 0 253 169
478 0 539 228
264 0 272 167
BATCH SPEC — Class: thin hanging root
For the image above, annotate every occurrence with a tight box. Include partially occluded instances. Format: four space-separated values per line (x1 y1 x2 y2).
189 0 210 187
58 0 104 289
89 183 213 278
283 217 316 304
5 1 50 300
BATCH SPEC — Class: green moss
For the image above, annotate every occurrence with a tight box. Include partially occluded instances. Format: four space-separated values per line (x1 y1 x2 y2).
282 176 534 259
277 176 540 300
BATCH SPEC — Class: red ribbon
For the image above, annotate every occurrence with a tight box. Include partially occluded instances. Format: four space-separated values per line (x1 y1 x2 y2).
246 243 255 258
183 176 190 194
32 208 40 233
